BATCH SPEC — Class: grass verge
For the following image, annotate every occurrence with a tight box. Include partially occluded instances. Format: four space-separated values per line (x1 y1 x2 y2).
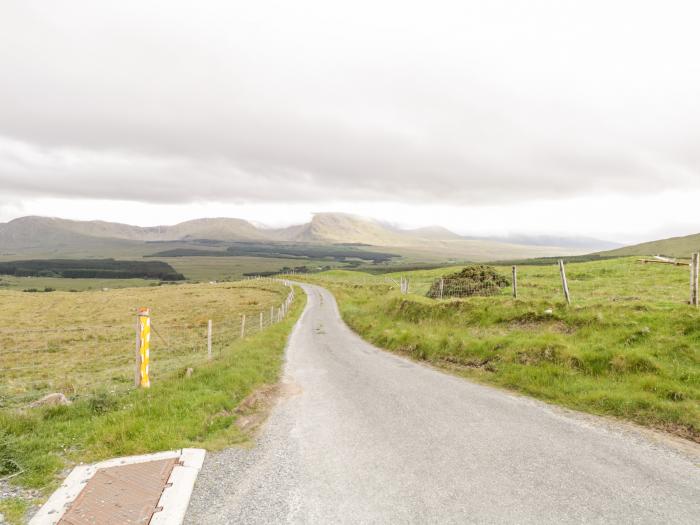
293 259 700 443
0 286 305 523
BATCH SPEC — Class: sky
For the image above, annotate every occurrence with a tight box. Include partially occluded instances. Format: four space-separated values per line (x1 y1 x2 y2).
1 1 699 244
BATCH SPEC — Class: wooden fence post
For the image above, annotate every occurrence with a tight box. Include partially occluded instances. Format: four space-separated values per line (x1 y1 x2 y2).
207 319 212 360
270 305 274 324
690 253 700 306
558 259 571 305
439 278 444 300
512 266 518 298
240 314 246 338
260 311 264 330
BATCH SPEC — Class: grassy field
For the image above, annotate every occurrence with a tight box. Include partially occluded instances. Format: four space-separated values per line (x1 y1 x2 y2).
0 274 154 291
0 281 304 523
291 257 700 442
163 255 344 281
0 280 290 409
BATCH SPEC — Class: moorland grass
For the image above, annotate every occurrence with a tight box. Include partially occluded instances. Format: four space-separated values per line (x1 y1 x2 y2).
0 287 304 522
293 258 700 442
0 280 288 408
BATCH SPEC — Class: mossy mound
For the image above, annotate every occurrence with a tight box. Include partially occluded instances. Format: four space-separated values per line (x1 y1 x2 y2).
427 265 510 298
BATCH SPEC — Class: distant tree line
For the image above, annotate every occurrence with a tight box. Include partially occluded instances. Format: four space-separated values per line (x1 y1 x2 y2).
0 259 185 280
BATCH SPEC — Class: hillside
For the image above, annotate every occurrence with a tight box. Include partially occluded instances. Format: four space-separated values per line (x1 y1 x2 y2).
273 213 409 245
599 232 700 258
0 213 593 262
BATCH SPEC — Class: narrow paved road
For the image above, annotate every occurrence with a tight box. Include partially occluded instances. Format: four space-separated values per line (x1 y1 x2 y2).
186 284 700 524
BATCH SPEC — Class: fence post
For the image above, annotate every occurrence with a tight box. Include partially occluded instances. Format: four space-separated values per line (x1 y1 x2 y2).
439 278 444 300
134 314 141 387
691 253 699 307
512 266 518 299
695 253 700 306
207 319 212 360
558 259 571 305
136 307 151 388
260 311 263 330
270 305 274 324
241 314 246 338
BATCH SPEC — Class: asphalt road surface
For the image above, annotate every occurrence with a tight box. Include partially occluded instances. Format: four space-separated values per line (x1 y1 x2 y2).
185 283 700 524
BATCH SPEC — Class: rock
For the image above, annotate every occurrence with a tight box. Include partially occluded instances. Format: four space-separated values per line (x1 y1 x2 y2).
29 393 71 408
185 367 194 378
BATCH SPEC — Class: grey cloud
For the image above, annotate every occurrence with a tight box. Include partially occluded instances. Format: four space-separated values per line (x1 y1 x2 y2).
1 1 699 206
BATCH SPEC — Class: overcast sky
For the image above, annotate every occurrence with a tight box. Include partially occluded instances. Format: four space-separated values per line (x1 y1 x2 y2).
1 1 699 243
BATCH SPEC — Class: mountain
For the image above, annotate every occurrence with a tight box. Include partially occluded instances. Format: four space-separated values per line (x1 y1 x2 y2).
0 213 593 261
598 232 700 258
0 216 271 251
482 234 621 252
273 213 408 245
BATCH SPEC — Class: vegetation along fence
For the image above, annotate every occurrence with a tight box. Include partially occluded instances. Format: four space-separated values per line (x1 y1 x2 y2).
393 255 700 307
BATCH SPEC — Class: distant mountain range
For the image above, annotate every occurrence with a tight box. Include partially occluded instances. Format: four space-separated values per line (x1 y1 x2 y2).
0 213 619 261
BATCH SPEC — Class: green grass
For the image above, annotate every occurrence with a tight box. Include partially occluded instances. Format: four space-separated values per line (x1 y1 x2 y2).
291 257 700 442
601 232 700 258
0 498 29 525
0 287 304 522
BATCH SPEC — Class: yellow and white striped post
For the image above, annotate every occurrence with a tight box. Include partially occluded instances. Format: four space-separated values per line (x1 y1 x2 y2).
136 307 151 388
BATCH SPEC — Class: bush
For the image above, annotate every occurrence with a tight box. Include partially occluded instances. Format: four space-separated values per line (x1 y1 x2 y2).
427 265 510 298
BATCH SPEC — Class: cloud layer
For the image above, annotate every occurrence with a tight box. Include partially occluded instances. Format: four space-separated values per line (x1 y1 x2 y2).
1 1 699 207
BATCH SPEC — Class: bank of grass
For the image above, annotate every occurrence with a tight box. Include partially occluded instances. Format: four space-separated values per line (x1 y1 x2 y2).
0 288 304 522
293 258 700 442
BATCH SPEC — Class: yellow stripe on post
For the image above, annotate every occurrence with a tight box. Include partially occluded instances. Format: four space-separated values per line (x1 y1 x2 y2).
138 307 151 388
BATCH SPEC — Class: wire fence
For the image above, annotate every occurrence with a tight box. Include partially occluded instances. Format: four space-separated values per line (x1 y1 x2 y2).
382 259 697 306
281 257 699 308
0 279 297 408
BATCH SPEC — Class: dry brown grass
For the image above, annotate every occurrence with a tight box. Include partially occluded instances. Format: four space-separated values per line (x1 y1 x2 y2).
0 280 289 408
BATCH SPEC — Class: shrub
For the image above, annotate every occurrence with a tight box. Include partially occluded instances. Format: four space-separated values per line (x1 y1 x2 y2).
427 265 510 298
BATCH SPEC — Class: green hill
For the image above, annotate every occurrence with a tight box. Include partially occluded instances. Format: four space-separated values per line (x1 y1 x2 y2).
600 232 700 258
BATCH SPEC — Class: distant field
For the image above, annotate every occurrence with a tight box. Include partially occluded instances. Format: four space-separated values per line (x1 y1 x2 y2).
292 257 700 442
0 275 153 291
0 280 289 408
163 255 345 281
0 255 343 290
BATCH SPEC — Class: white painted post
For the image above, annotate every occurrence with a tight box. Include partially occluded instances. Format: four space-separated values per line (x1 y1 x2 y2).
240 314 246 338
207 319 212 360
695 253 700 307
439 278 444 300
512 266 518 299
559 259 571 305
690 253 700 306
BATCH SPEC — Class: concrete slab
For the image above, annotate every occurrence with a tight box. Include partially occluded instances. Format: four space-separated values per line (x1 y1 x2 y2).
30 449 205 525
